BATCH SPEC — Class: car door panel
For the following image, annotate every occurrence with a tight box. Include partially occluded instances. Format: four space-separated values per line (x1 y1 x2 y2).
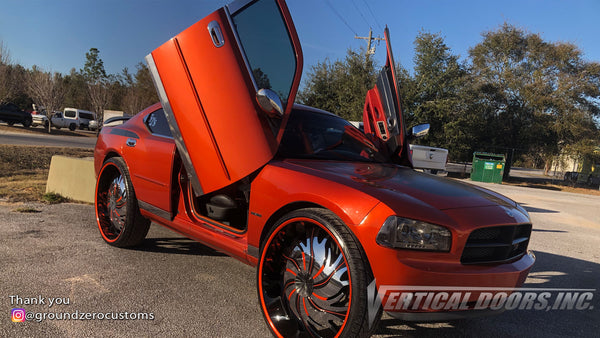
146 0 302 196
363 28 407 162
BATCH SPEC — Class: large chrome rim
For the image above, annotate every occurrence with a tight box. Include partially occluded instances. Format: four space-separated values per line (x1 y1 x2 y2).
260 218 351 338
97 166 128 241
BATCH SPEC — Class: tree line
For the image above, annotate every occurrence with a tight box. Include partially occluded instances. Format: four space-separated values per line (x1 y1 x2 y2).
300 23 600 172
0 44 157 132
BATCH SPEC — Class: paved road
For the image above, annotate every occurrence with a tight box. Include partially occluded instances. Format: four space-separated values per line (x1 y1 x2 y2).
0 130 97 149
1 180 599 337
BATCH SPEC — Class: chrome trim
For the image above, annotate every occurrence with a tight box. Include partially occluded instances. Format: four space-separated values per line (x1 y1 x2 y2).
138 199 171 221
145 53 204 196
224 3 258 91
207 21 225 47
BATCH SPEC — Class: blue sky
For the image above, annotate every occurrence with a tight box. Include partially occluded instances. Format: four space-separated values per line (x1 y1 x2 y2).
1 0 599 83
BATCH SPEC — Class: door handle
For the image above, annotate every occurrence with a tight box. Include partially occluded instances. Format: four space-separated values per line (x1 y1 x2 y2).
208 21 225 47
126 138 137 147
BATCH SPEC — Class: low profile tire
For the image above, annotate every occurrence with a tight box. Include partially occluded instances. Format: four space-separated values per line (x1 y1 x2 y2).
95 157 150 247
69 123 76 131
258 208 378 338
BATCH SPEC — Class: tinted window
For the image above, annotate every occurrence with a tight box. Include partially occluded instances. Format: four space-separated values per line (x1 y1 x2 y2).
79 112 94 120
64 110 76 118
145 109 172 137
231 0 296 108
279 109 387 163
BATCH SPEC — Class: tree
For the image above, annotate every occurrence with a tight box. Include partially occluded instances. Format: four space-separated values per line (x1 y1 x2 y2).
401 31 474 160
26 66 66 133
468 23 600 175
82 48 110 130
121 62 158 115
0 41 13 102
298 48 377 121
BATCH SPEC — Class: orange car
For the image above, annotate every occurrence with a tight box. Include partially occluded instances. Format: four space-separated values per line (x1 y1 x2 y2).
93 0 534 337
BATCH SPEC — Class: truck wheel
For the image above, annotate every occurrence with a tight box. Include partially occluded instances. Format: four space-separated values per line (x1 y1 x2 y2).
258 208 378 338
69 123 76 131
96 157 150 247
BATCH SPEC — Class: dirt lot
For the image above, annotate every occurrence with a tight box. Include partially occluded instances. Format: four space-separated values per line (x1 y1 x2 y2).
0 145 93 202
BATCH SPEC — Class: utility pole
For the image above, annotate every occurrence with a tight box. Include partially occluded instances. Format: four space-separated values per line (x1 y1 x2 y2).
354 28 384 55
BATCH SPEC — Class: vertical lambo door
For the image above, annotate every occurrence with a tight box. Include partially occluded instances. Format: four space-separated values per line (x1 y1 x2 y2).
146 0 303 196
362 28 409 165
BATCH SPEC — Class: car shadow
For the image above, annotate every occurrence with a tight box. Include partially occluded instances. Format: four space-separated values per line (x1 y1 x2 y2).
373 251 600 337
518 202 559 214
132 237 227 257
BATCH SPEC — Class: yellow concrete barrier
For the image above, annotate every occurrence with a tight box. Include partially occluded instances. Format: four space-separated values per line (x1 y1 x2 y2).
46 156 96 203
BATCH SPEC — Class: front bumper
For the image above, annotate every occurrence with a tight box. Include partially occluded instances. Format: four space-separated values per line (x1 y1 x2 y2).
354 203 536 317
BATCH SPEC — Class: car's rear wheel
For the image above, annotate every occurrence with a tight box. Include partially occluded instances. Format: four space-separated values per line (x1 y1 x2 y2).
69 123 76 131
258 208 378 338
96 157 150 247
22 118 32 128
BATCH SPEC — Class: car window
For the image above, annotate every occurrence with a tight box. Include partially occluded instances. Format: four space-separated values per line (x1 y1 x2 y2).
64 110 76 118
231 0 297 108
145 108 172 138
279 108 387 163
80 112 94 120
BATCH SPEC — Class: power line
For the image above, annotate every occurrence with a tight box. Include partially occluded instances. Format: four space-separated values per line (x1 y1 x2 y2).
361 0 383 31
324 0 358 35
351 0 371 29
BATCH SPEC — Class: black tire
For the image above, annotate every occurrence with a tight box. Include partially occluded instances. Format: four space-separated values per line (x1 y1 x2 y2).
69 123 76 131
7 121 14 126
95 157 150 247
22 118 32 128
258 208 379 338
44 120 49 129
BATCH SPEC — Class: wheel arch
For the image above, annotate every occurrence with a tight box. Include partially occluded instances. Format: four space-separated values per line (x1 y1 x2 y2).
258 201 323 250
257 202 377 280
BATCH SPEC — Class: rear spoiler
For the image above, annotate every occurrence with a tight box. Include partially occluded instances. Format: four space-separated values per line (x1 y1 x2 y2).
104 116 131 125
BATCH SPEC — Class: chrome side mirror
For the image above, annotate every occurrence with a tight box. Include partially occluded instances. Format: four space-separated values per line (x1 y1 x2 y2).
408 123 430 140
256 89 284 118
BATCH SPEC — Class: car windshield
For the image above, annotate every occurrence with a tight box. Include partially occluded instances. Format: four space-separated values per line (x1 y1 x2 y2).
278 107 387 163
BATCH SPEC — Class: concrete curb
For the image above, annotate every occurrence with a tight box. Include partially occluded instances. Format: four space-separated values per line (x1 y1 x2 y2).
46 156 96 203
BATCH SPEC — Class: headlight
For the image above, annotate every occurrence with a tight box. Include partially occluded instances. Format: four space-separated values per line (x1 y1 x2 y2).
376 216 451 252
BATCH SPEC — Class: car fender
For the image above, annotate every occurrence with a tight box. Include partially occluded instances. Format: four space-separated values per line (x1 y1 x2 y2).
247 162 381 256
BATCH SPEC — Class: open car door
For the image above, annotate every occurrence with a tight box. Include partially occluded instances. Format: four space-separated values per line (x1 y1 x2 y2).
362 27 409 165
146 0 302 196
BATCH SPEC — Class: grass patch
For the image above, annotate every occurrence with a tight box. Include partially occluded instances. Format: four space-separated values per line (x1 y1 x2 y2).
0 145 93 202
13 206 42 213
42 192 70 204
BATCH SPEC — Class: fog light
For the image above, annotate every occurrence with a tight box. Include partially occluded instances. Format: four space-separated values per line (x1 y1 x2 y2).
376 216 451 251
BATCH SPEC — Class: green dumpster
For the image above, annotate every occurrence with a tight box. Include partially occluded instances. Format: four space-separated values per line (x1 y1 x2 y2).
471 152 505 183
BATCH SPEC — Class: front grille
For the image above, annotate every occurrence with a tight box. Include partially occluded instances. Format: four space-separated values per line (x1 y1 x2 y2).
461 224 532 264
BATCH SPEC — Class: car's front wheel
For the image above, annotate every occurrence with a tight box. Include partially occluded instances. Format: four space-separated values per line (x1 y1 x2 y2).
96 157 150 247
258 208 378 338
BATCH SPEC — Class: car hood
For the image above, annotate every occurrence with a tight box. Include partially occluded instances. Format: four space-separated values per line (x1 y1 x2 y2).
282 159 519 211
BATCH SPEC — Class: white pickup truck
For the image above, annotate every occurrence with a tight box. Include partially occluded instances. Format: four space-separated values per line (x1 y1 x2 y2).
409 144 448 173
31 108 97 131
